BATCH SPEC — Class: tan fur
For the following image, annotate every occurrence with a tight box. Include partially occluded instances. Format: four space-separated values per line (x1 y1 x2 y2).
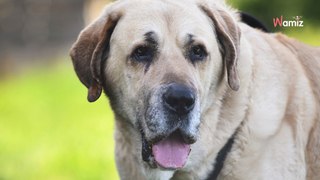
276 35 320 180
70 0 320 179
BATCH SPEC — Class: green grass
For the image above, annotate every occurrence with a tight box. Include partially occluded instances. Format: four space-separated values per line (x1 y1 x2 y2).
0 60 119 180
285 25 320 46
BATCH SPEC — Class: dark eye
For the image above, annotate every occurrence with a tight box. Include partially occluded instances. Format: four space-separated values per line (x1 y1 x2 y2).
131 46 154 62
189 45 207 62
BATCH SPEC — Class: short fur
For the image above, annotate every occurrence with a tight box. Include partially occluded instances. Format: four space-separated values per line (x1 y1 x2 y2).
70 0 320 179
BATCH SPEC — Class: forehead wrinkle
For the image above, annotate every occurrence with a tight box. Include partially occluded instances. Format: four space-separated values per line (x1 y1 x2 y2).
125 31 158 55
186 34 195 46
184 33 211 50
144 31 158 46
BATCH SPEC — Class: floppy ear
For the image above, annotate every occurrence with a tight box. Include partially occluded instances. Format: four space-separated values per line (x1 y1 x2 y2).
200 4 241 91
70 13 121 102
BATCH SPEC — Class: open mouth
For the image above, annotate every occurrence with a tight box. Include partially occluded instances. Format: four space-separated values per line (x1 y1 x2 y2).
142 131 191 170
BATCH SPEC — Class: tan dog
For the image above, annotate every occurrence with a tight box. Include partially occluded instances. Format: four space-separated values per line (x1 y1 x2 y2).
70 0 320 179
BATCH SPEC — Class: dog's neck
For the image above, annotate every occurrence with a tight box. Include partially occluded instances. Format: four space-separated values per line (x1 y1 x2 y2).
205 132 237 180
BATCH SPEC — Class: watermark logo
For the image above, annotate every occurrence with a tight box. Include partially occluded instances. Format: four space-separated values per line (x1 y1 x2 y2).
273 16 304 27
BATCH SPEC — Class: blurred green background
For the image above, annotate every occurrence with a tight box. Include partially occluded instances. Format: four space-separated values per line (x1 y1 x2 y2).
0 0 319 179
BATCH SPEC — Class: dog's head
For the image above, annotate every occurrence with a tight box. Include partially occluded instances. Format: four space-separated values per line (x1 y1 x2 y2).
70 0 240 170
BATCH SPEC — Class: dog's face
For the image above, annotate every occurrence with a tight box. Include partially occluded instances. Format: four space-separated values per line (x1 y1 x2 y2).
70 0 240 170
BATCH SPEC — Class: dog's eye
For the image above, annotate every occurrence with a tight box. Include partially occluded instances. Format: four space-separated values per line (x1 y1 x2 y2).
189 45 207 62
131 46 154 62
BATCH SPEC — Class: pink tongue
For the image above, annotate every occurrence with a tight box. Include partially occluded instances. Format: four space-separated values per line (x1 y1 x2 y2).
152 133 190 169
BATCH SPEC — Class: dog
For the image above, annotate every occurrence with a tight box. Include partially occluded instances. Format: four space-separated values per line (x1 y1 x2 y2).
70 0 320 179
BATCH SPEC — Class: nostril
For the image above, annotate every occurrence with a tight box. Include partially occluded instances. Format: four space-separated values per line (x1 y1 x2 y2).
163 84 195 115
184 96 195 109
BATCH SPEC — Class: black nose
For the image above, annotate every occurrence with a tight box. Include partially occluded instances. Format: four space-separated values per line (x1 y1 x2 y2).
163 84 195 116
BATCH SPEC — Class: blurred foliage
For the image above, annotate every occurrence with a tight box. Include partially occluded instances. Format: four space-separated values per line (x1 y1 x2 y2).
0 60 118 180
285 25 320 46
230 0 320 26
229 0 320 46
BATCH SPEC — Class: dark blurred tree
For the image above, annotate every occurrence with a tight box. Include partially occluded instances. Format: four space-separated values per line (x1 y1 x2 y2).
0 0 85 49
0 0 85 74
